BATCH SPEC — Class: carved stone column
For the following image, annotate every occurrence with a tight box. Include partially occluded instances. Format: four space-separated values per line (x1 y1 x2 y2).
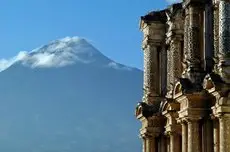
203 119 213 152
142 137 147 152
160 135 167 152
187 3 203 83
169 132 180 152
141 133 157 152
163 105 181 152
146 136 156 152
213 0 220 73
218 0 230 83
183 0 205 85
187 118 201 152
187 5 201 70
143 44 159 104
213 118 220 152
182 8 189 77
167 37 183 97
165 4 184 97
204 1 214 73
138 115 163 152
181 122 188 152
219 114 230 152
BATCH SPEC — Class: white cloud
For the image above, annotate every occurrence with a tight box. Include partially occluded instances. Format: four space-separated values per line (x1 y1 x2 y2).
0 36 133 72
0 50 79 71
166 0 182 4
0 51 28 72
0 37 95 71
107 62 132 71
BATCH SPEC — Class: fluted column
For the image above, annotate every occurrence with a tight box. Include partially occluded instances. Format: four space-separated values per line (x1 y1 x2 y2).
219 114 230 152
181 122 188 152
187 119 201 152
218 0 230 83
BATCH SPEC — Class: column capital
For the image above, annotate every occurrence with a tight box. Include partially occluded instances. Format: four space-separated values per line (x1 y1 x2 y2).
139 127 161 139
185 117 201 123
178 116 201 124
216 113 230 119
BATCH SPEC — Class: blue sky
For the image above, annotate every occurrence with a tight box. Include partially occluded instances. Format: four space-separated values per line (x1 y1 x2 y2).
0 0 174 70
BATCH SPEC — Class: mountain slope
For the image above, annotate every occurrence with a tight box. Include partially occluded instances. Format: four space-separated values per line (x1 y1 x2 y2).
0 37 143 152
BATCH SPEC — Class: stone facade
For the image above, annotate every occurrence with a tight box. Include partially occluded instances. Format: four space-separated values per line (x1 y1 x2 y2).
135 0 230 152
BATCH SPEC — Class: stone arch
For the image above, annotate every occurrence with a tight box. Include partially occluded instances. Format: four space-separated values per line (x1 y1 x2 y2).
173 81 183 98
161 101 170 112
135 103 143 117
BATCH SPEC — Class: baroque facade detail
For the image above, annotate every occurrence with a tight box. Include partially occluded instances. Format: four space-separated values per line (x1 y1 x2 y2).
135 0 230 152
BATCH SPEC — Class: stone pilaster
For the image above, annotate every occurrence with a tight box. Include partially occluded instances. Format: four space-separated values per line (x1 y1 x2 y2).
219 114 230 152
217 0 230 83
187 118 201 152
